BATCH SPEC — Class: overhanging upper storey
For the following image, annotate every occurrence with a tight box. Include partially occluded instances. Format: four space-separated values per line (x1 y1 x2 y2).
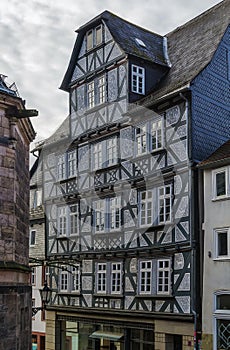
60 10 171 93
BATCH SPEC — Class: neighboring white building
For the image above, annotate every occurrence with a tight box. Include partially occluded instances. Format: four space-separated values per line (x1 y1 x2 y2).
199 140 230 350
30 156 46 350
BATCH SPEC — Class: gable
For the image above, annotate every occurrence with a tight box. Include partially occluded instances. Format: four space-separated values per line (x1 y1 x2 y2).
69 22 124 85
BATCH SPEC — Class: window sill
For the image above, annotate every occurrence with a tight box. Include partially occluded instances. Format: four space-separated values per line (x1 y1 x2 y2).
212 196 230 202
84 101 108 115
56 176 77 185
57 292 81 296
93 163 120 174
94 294 123 298
213 257 230 261
135 294 173 299
56 236 68 240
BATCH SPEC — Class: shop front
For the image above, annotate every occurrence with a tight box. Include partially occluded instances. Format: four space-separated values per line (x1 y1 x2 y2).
56 316 155 350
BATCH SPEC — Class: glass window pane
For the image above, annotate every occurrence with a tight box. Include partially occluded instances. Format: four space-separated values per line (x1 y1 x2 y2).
217 294 230 310
216 172 226 196
217 319 230 350
87 30 93 50
96 26 102 45
218 232 228 256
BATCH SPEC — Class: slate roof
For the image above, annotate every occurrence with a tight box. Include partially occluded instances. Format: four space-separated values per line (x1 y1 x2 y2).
198 139 230 169
60 11 170 91
142 0 230 103
61 1 229 95
0 75 17 97
99 11 169 67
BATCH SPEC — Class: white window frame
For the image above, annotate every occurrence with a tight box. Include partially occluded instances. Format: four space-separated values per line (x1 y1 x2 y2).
136 125 147 155
30 230 36 246
157 259 171 295
150 118 163 151
57 205 79 237
58 206 67 236
57 154 66 180
96 262 122 294
135 117 164 156
59 265 80 293
213 291 230 350
87 81 95 108
86 25 103 51
111 262 122 294
31 267 36 286
95 25 103 46
212 167 229 200
109 197 121 231
98 75 106 104
67 150 77 177
107 137 118 166
86 29 93 51
69 204 78 236
60 267 69 292
92 142 102 170
71 265 80 293
158 184 172 224
131 65 145 94
94 200 105 233
139 190 153 227
139 260 152 294
96 263 107 294
92 137 118 170
31 189 42 209
214 228 230 260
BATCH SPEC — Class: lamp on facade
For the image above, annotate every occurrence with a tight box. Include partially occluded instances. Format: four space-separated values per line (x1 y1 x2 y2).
32 281 52 317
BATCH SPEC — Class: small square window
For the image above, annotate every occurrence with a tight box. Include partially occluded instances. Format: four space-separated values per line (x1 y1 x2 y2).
30 230 36 246
214 228 230 259
213 168 228 199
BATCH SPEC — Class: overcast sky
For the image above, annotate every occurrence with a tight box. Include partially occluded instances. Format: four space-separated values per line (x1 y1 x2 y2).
0 0 222 146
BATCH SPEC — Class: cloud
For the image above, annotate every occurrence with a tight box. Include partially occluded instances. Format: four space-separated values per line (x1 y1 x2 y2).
0 0 221 148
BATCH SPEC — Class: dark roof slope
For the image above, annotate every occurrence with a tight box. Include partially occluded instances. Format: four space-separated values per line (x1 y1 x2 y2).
101 11 169 66
0 75 17 97
60 11 169 91
147 0 230 102
198 139 230 169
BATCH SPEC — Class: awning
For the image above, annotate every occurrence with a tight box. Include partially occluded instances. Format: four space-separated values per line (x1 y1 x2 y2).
90 331 124 341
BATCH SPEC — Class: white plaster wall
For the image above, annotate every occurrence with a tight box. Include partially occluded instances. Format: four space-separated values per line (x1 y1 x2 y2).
202 167 230 334
32 265 46 334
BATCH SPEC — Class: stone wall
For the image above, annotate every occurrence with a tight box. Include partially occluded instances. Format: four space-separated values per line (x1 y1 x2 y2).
0 91 36 350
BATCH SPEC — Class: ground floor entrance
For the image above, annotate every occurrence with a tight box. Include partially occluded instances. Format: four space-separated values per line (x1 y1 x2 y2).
32 333 45 350
57 317 155 350
46 311 194 350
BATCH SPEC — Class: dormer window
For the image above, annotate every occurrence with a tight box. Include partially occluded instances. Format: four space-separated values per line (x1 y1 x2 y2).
86 30 93 51
131 65 145 95
95 25 103 46
86 25 103 51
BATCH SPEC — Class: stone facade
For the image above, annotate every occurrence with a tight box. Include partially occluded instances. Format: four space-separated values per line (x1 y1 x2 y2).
0 78 36 350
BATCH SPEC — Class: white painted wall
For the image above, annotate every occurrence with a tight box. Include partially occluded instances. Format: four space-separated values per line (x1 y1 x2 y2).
202 166 230 335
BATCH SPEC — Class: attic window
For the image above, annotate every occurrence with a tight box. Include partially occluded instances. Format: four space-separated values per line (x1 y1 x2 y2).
135 38 146 48
86 25 103 51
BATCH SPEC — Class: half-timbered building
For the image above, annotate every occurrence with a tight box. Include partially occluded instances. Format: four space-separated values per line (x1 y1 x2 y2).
42 2 230 349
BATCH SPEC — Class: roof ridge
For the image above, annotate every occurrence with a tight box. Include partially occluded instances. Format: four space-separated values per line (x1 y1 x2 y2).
166 0 227 36
77 10 164 39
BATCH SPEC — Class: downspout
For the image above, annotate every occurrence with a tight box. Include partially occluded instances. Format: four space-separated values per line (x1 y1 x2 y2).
179 92 200 350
